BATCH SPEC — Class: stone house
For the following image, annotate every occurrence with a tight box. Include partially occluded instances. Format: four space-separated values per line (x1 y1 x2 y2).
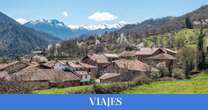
145 53 177 74
31 55 48 63
0 64 80 90
67 61 97 79
74 71 91 83
81 54 110 77
104 59 155 81
145 53 177 66
135 48 177 62
32 48 47 56
40 60 69 71
119 51 137 59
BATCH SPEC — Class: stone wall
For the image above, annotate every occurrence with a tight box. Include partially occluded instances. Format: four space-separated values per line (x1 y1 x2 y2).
0 80 81 93
0 81 49 93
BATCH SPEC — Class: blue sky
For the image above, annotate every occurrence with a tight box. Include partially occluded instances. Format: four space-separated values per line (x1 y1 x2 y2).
0 0 208 25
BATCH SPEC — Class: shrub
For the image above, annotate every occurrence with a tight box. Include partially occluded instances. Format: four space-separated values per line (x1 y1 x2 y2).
156 62 170 77
0 81 49 94
133 75 152 85
93 82 130 94
65 86 95 94
172 68 186 79
93 75 152 94
149 70 161 80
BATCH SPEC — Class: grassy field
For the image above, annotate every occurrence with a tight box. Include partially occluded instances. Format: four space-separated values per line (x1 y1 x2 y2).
31 85 92 94
120 73 208 94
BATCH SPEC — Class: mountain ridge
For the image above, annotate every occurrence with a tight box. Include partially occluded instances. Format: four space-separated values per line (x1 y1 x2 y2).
24 19 126 39
0 12 60 57
118 5 208 37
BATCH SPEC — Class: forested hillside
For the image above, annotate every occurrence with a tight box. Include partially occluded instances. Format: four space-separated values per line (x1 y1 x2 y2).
0 12 60 57
53 5 208 59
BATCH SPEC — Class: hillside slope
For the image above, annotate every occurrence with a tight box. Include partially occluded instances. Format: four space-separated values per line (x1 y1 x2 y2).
0 12 60 57
119 5 208 37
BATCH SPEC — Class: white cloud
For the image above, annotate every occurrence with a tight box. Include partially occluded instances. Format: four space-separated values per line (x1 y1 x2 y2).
63 11 69 17
88 12 118 21
15 18 28 24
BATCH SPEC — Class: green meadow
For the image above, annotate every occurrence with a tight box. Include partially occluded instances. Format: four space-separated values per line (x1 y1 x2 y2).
32 85 92 94
120 72 208 94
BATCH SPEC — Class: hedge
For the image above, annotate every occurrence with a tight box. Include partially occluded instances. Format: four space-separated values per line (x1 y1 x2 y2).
65 76 152 94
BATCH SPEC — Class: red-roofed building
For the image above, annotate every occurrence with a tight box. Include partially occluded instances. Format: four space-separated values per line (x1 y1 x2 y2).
104 59 157 81
145 53 177 72
135 48 177 61
82 54 110 77
67 61 97 79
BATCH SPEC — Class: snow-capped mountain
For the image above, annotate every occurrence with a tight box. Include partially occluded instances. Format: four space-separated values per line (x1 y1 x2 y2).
24 19 126 40
24 19 74 39
0 13 59 57
68 23 126 30
28 19 66 27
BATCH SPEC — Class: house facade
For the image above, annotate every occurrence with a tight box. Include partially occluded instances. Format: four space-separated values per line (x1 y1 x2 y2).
67 61 97 79
0 61 81 90
104 59 153 81
135 48 166 61
81 54 110 78
74 71 91 82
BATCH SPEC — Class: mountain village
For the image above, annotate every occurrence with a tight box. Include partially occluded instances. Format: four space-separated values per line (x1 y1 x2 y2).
1 5 208 94
0 42 177 91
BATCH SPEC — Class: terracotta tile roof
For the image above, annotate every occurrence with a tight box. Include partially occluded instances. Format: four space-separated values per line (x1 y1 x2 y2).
32 55 48 63
135 48 177 56
68 61 96 70
74 71 88 76
0 64 12 71
0 61 29 74
0 61 19 70
99 73 120 80
135 48 163 56
68 61 82 68
119 51 136 57
0 71 11 80
146 53 177 60
162 48 177 54
87 54 110 64
103 53 119 59
11 66 80 82
57 60 67 64
41 61 57 68
114 59 150 72
79 62 96 69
